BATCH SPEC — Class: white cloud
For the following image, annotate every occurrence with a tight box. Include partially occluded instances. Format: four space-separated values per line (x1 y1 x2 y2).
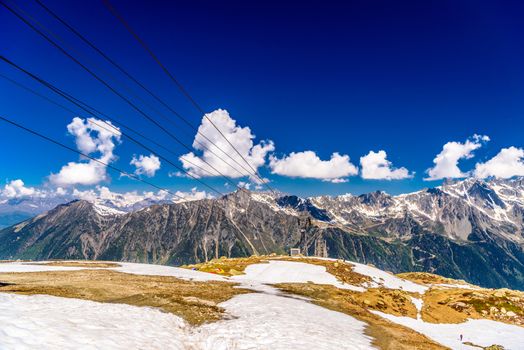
238 181 251 190
49 118 121 186
1 179 37 198
360 150 413 180
0 180 71 205
474 147 524 179
173 187 213 202
50 162 109 187
424 134 489 181
130 154 161 177
55 187 67 196
179 109 274 182
73 186 211 206
269 151 358 183
73 186 167 206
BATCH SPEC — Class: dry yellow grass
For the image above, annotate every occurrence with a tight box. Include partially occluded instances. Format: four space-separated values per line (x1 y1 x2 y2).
183 255 269 276
420 287 524 326
0 269 249 325
397 272 469 286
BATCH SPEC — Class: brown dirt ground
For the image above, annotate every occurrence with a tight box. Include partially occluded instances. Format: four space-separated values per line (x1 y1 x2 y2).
276 283 448 350
0 269 249 325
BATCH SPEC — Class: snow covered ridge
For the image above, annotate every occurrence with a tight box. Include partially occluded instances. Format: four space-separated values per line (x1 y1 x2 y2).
92 203 126 216
4 176 524 236
1 257 524 349
254 176 524 243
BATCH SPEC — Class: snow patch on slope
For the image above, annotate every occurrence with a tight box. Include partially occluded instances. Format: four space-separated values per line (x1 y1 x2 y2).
197 293 374 349
350 262 428 294
0 261 227 282
0 293 189 350
232 260 365 292
372 311 524 350
0 262 85 274
115 262 227 282
92 203 126 216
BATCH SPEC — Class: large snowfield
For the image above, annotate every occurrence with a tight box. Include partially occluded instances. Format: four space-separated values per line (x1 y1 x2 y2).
1 260 524 349
0 261 373 349
231 260 365 292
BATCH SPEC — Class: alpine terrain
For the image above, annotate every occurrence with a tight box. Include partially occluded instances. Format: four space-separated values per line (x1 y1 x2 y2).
2 177 524 291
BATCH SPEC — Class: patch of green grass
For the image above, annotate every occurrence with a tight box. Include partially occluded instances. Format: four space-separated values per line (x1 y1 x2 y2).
466 297 522 314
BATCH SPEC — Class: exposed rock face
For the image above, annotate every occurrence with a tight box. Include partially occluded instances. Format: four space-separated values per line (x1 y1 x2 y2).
2 177 524 290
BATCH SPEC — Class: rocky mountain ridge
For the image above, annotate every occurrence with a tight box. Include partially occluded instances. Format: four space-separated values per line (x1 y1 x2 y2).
2 177 524 290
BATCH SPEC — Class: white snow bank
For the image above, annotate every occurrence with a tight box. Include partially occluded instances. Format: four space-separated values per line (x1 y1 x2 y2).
0 288 375 349
232 260 365 292
0 261 226 282
0 262 85 273
350 262 428 294
197 292 375 349
0 293 189 350
115 262 227 282
409 296 423 320
373 311 524 350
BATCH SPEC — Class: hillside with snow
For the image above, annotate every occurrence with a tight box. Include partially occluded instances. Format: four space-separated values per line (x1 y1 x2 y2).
1 256 524 349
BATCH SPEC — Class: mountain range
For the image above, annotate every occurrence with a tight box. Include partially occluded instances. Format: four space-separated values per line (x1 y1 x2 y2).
1 177 524 290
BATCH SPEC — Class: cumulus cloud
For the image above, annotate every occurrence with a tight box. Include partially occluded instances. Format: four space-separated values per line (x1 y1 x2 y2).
0 180 71 206
173 187 213 202
73 186 167 206
130 154 161 177
474 147 524 179
179 109 274 182
424 134 489 181
360 150 413 180
73 186 211 206
1 179 37 198
238 181 251 190
49 162 109 187
269 151 358 183
49 118 121 186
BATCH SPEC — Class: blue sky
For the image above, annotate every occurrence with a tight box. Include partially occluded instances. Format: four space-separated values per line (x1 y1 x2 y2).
1 0 524 199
